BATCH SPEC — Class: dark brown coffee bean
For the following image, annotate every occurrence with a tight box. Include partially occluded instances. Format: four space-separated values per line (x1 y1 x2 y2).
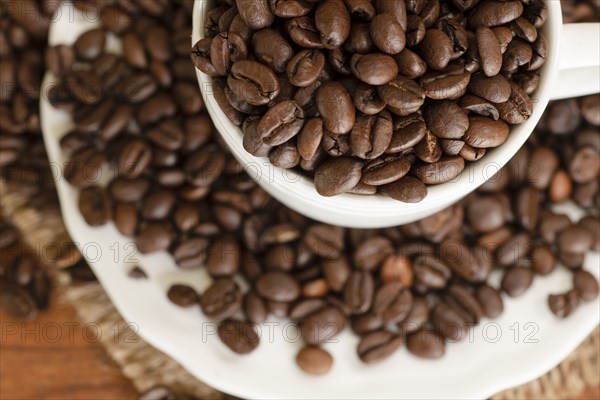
349 53 398 86
136 223 173 254
468 74 511 103
243 291 268 324
569 147 600 184
287 16 323 49
496 82 533 124
315 0 351 49
413 156 465 185
287 49 326 88
406 330 445 359
370 13 405 55
228 60 280 106
343 270 375 315
501 266 533 297
270 140 301 168
432 302 468 341
386 114 427 153
200 278 242 321
380 176 427 203
314 157 362 197
258 100 305 146
352 236 393 272
419 29 452 71
301 306 346 344
423 63 469 96
530 244 556 275
557 226 593 255
0 283 37 321
379 76 426 116
316 82 355 134
463 116 509 148
357 330 403 364
424 101 469 139
296 346 333 375
350 112 393 160
372 282 413 324
361 155 411 186
467 196 505 233
79 185 111 227
236 0 274 30
469 0 523 28
441 242 490 283
476 27 502 77
548 290 580 319
580 216 600 252
573 270 599 302
475 284 504 319
218 319 260 354
112 202 138 235
173 237 210 270
74 28 105 61
252 29 293 74
167 284 198 308
496 232 532 267
256 271 300 302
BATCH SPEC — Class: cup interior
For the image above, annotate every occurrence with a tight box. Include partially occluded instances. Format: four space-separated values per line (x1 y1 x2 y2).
193 0 562 228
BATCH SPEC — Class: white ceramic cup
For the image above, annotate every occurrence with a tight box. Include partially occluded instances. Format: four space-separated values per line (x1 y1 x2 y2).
192 0 600 229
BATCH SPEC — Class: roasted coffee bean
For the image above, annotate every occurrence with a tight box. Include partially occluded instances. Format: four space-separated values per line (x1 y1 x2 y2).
0 283 37 321
200 278 242 321
301 306 346 344
573 270 599 302
361 155 411 186
173 237 209 269
244 291 268 324
136 223 173 254
343 270 374 315
413 156 465 185
468 74 511 103
580 216 600 252
548 290 580 318
441 241 490 283
316 82 355 134
379 76 426 116
296 346 333 375
370 13 405 55
373 282 413 323
236 0 274 30
288 16 324 49
350 53 398 86
350 112 393 160
256 271 300 302
74 28 105 61
314 157 362 197
419 29 452 71
448 284 484 323
406 330 445 359
228 60 280 106
218 319 260 354
424 101 469 139
531 244 556 275
469 0 523 28
569 146 600 184
463 116 509 148
315 0 351 49
496 232 532 266
380 176 427 203
167 284 198 308
412 254 451 291
395 48 427 79
475 284 504 319
549 170 573 203
258 100 305 146
287 49 326 88
357 330 403 364
432 302 468 341
79 185 111 227
557 226 593 255
501 266 533 297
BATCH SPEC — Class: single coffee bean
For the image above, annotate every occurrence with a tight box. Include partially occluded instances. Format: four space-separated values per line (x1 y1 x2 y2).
79 185 111 227
463 116 509 148
173 237 210 270
296 346 333 375
350 53 399 86
315 0 351 49
258 100 305 147
343 270 375 315
136 223 172 254
432 302 468 341
357 330 403 364
548 290 579 318
476 27 503 77
468 74 511 103
243 291 268 324
287 49 326 87
531 244 556 275
378 76 425 116
228 60 280 106
256 271 301 302
557 226 593 255
370 13 406 55
468 0 524 28
314 157 363 197
501 266 534 297
316 82 355 134
573 270 599 302
373 282 413 323
424 101 469 139
496 232 532 267
252 29 293 74
380 176 427 203
301 306 346 344
218 319 260 354
475 284 504 319
406 330 445 359
200 278 242 321
167 284 198 308
350 112 393 160
74 28 105 61
413 156 465 185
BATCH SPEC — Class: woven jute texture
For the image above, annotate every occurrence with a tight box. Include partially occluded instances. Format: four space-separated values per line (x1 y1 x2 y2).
1 178 598 399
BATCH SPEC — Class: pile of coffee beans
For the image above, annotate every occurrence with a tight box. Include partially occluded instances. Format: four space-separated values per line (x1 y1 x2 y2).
47 0 598 377
0 219 52 321
192 0 549 201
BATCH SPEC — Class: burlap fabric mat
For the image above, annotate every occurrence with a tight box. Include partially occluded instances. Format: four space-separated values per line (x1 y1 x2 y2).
1 178 598 399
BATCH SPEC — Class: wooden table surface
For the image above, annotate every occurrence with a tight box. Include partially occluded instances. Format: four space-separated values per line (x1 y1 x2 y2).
0 290 138 400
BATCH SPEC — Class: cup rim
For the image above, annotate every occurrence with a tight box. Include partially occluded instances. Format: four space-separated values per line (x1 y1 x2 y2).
193 0 562 228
